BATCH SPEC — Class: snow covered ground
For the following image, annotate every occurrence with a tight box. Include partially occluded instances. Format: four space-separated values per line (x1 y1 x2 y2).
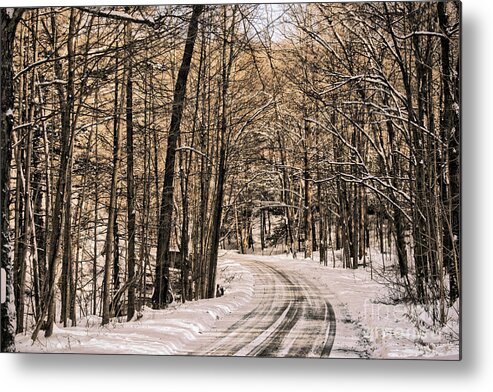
16 250 459 359
15 256 255 355
259 251 460 360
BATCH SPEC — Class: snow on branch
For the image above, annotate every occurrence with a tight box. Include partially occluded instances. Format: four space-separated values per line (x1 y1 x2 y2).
76 7 157 28
396 31 449 40
36 79 67 87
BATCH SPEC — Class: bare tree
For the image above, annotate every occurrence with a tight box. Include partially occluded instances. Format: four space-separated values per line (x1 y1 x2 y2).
152 5 204 309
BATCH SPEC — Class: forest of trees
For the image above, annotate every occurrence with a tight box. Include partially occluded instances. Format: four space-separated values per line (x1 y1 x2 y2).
1 2 460 352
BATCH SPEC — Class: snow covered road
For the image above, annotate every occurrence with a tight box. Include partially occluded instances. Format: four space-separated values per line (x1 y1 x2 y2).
16 253 337 357
181 257 336 357
16 251 459 359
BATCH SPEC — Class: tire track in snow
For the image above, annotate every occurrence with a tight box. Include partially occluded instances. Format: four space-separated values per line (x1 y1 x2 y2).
203 261 288 356
187 257 336 358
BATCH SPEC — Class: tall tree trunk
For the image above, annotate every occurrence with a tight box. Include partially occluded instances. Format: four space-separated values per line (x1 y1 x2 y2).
60 145 74 327
207 6 236 298
14 26 31 334
1 8 24 352
31 9 45 322
102 55 121 325
303 120 312 259
260 209 265 252
32 9 76 340
125 19 136 321
318 183 327 266
438 1 460 305
152 5 203 309
92 94 99 316
208 134 226 298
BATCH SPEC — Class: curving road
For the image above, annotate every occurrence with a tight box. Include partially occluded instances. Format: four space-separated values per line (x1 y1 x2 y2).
183 258 336 358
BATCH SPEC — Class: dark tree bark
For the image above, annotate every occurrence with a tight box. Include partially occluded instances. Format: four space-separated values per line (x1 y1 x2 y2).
60 146 74 327
102 54 121 325
303 120 313 259
92 92 99 316
152 5 203 309
207 6 237 298
207 129 227 298
260 209 265 252
438 1 460 305
1 8 24 352
31 9 45 322
125 20 136 321
32 8 76 341
178 32 204 302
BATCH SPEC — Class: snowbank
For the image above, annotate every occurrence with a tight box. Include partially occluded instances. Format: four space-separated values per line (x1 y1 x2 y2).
15 254 255 355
